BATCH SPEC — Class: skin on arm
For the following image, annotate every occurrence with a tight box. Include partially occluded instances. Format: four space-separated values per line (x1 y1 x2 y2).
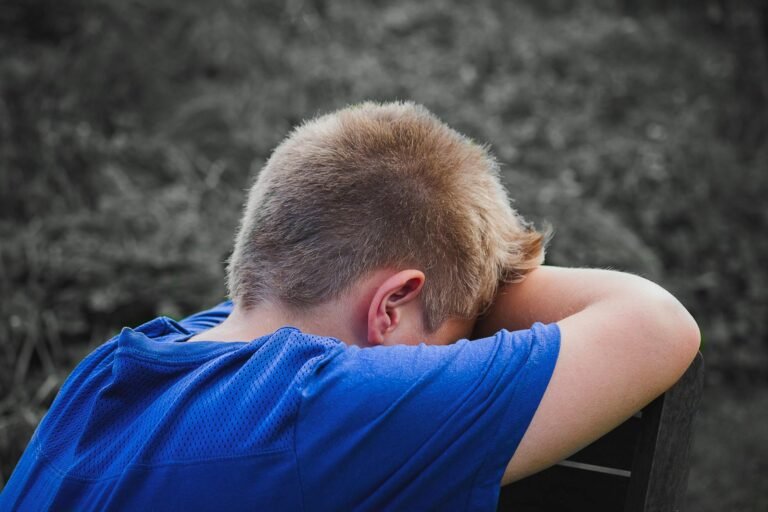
472 266 701 485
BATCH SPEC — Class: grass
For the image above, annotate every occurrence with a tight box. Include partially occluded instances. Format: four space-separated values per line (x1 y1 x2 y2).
1 0 766 503
687 385 768 511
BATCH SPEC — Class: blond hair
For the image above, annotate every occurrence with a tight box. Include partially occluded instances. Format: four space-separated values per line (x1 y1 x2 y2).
227 101 545 331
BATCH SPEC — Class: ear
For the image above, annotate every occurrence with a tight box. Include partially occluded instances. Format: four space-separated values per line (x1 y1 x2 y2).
367 269 425 346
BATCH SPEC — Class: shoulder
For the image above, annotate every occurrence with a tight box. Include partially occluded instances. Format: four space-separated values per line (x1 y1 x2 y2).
177 300 234 332
332 322 559 378
293 324 560 509
302 324 560 428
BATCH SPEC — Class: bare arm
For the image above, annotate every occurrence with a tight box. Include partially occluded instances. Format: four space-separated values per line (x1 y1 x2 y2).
474 266 701 485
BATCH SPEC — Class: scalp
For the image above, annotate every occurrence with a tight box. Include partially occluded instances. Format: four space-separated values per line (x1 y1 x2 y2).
228 101 545 330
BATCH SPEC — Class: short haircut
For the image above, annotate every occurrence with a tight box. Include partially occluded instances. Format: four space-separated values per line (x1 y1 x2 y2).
227 101 545 331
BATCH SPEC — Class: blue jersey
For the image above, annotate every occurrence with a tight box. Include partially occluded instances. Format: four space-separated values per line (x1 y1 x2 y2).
1 301 560 511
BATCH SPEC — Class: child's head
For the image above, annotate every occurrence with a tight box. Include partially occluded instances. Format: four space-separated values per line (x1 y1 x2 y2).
228 101 545 335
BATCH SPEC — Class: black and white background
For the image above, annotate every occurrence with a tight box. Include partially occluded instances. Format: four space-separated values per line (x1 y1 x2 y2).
1 0 766 508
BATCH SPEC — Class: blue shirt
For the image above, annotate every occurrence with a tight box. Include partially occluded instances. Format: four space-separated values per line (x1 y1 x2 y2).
1 301 560 511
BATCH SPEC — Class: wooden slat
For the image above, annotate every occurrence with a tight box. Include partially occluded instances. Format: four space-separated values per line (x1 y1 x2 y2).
624 352 704 512
557 460 630 477
498 353 704 512
498 464 630 512
567 415 642 470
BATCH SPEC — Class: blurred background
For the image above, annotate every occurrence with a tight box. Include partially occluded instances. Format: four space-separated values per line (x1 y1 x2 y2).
1 0 766 508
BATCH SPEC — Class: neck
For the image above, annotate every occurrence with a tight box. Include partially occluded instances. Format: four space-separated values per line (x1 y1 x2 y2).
188 300 369 347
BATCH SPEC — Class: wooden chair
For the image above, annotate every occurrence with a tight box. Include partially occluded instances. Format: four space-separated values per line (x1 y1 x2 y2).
498 353 704 512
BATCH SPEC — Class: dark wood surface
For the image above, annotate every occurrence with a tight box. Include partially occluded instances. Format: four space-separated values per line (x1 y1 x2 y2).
625 352 704 512
498 353 704 512
498 464 630 512
568 415 641 470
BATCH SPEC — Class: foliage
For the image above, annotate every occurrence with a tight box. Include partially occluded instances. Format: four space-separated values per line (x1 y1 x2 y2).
688 384 768 511
1 0 766 503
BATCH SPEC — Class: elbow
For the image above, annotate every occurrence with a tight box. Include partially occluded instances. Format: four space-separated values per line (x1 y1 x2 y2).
678 303 702 364
651 294 701 378
667 294 700 356
683 302 701 345
620 290 701 396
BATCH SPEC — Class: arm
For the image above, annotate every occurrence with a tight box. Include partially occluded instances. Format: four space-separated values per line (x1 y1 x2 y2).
474 266 701 485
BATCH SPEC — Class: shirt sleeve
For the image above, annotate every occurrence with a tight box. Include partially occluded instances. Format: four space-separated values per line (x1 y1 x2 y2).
294 322 560 511
177 301 234 332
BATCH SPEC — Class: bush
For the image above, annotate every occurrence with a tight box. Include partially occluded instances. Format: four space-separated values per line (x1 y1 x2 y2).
1 0 766 490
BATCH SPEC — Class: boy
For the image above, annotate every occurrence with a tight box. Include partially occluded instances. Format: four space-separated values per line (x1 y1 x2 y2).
0 102 700 511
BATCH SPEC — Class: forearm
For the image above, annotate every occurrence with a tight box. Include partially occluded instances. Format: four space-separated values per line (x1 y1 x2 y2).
474 266 699 342
483 265 701 484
